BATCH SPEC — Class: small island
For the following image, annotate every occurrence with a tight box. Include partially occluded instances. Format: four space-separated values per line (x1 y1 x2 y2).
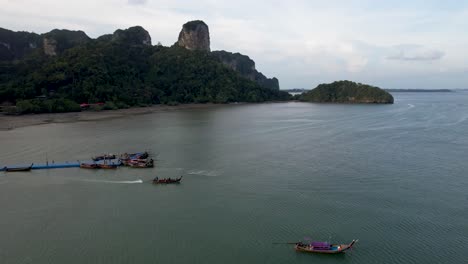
299 80 394 104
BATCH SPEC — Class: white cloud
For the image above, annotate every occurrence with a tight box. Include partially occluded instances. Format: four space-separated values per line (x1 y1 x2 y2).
128 0 147 5
387 45 445 61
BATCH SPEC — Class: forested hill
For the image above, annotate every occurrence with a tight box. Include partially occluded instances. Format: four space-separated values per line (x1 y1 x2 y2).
299 81 394 104
0 22 290 114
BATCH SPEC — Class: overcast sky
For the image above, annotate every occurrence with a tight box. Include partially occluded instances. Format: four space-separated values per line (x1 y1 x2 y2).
1 0 467 89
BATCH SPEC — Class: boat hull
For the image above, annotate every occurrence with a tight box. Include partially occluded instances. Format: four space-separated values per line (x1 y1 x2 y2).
4 164 33 172
152 177 182 184
80 164 100 169
98 164 118 169
5 167 32 172
295 244 351 254
295 240 356 254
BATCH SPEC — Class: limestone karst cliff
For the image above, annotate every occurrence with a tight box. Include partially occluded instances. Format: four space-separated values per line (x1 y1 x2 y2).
176 20 210 51
175 20 279 90
211 51 280 90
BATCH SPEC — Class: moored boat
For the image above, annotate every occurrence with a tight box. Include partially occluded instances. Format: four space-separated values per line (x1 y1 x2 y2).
98 164 118 169
120 151 149 161
80 163 100 169
92 154 116 161
4 163 33 172
295 240 357 254
152 176 182 184
128 159 154 168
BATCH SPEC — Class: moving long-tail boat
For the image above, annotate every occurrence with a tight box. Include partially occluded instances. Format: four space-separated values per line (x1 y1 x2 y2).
295 239 357 254
152 176 182 184
3 163 33 172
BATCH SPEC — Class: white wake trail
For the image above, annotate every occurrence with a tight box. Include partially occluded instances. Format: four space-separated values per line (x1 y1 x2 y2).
81 179 143 184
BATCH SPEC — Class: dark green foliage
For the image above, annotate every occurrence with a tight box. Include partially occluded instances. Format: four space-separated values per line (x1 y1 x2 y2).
111 26 151 46
15 98 80 114
0 31 290 113
300 80 394 104
147 46 288 103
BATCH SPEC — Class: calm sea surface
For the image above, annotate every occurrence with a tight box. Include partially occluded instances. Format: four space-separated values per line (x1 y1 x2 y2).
1 93 468 264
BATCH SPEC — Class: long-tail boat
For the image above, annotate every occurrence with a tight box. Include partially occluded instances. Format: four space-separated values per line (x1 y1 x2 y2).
4 163 33 172
295 240 357 254
80 163 100 169
152 176 182 184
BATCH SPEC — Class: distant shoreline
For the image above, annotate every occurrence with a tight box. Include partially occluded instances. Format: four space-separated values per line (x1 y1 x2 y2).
384 89 452 93
0 103 228 131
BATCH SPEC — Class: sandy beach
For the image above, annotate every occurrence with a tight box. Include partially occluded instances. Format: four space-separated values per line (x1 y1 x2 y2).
0 104 224 130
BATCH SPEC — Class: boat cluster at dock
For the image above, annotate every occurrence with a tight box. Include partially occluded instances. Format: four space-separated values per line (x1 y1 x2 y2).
1 151 182 185
80 152 154 169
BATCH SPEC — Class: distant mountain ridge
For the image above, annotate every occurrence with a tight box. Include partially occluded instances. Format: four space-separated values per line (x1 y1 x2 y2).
0 27 90 59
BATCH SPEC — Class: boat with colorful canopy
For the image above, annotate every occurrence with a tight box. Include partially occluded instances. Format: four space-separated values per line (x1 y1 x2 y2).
295 239 357 254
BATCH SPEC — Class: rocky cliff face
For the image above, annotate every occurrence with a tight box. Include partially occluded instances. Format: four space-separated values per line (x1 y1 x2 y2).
175 20 279 90
41 29 90 56
111 26 151 46
211 51 280 90
177 20 210 51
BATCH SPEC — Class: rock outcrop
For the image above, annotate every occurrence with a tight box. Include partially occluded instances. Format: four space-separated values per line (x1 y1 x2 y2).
42 37 58 56
111 26 151 46
211 51 280 90
41 29 90 56
177 20 210 51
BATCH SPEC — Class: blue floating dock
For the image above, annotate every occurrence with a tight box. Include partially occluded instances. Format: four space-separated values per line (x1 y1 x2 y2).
1 159 122 172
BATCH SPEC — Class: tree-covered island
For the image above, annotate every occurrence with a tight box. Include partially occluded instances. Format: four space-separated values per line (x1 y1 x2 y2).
299 80 394 104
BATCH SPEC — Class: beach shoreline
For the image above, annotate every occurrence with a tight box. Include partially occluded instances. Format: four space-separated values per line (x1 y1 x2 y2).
0 103 227 130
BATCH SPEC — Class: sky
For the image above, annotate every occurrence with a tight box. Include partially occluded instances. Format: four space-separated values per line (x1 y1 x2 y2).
1 0 467 89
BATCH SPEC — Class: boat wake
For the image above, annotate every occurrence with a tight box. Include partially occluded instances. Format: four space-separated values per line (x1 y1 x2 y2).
408 104 415 108
81 179 143 184
187 170 221 177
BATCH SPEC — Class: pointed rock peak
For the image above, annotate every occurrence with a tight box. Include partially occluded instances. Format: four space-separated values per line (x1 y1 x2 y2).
177 20 210 51
112 26 152 46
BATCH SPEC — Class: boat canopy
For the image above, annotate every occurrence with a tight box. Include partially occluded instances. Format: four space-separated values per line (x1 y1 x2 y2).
311 242 330 248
